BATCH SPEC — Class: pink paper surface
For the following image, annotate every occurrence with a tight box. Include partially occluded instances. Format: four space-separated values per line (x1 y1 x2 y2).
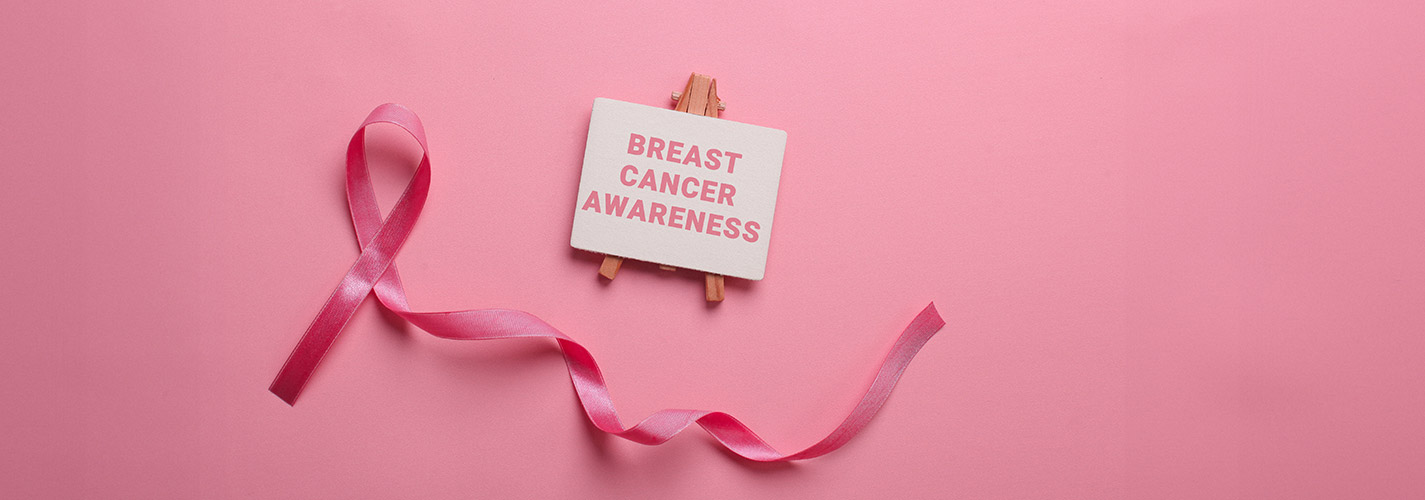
1 1 1421 498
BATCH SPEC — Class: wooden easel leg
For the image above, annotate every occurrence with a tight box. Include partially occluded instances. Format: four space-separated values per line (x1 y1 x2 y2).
685 73 727 302
599 255 623 279
602 74 730 300
705 274 725 302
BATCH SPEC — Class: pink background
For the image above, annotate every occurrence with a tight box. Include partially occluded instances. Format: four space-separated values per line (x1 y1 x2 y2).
2 1 1422 498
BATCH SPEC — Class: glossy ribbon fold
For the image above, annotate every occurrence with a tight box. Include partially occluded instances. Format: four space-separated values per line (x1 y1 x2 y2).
270 103 947 461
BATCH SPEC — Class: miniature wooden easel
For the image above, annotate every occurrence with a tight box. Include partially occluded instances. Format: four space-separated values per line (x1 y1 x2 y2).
598 73 729 302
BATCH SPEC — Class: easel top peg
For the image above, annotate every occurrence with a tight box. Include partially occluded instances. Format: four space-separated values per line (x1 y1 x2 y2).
671 91 727 111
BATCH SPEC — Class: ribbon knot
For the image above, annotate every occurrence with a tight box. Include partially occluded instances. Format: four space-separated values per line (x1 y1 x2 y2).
270 103 948 461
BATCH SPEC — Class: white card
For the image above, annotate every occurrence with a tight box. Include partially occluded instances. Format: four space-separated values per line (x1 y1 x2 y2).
571 98 787 280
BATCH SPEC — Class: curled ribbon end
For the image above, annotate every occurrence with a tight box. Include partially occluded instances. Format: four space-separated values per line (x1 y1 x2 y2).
270 381 300 406
919 302 947 332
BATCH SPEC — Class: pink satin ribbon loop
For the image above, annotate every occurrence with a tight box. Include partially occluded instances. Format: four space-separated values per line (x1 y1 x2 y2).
270 103 948 461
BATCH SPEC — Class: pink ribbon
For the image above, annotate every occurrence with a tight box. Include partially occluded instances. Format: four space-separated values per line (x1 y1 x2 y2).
270 103 948 461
